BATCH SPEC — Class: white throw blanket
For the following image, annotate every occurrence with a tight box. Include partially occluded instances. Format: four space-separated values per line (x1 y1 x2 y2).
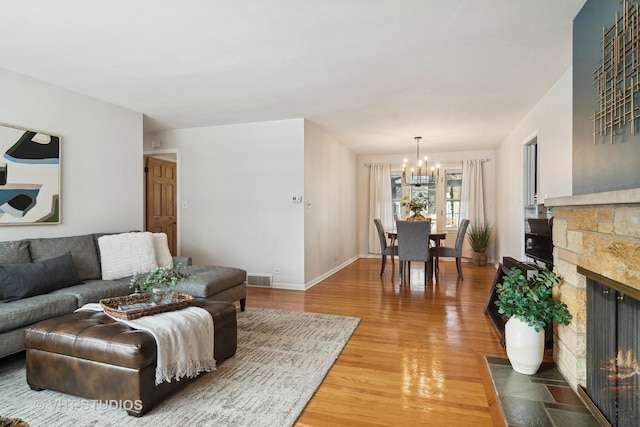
77 303 216 385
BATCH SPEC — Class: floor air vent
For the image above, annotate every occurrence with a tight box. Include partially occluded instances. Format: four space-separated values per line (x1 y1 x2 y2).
247 274 273 287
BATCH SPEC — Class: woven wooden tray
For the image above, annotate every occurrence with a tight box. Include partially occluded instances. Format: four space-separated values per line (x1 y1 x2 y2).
100 292 194 320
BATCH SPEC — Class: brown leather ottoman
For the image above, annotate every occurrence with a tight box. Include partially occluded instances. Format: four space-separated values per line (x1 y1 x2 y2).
23 299 237 416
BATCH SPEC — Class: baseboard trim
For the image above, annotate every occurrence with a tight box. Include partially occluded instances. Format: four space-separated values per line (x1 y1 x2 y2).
304 256 359 290
269 255 360 291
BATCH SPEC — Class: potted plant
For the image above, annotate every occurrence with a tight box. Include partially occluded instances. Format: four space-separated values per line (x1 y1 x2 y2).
467 222 492 265
495 268 572 374
130 264 194 305
402 192 429 221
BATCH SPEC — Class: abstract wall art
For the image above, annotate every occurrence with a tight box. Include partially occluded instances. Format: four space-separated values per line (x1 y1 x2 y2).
592 0 640 145
0 124 60 224
573 0 640 194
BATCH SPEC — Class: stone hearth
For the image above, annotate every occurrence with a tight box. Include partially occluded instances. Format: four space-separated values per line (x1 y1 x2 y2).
546 189 640 390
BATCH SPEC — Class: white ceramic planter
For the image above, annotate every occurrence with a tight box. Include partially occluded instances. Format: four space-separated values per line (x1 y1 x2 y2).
504 317 545 375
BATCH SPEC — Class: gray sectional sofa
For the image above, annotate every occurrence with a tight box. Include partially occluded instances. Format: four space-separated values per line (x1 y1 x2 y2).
0 232 247 359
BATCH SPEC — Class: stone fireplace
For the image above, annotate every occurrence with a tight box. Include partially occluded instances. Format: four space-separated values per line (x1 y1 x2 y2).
546 188 640 423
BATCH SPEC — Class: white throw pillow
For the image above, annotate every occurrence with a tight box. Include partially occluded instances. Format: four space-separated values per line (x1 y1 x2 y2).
153 232 173 267
98 232 158 280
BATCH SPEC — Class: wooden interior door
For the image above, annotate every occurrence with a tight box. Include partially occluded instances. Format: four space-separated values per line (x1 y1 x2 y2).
145 156 177 255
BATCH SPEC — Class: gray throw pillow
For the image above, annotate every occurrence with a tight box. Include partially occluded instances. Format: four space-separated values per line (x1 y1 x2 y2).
0 240 30 264
29 235 101 281
0 240 31 300
0 252 80 301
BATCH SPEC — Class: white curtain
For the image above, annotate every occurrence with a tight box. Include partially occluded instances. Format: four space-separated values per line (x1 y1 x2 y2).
460 160 486 257
461 159 485 226
368 163 392 254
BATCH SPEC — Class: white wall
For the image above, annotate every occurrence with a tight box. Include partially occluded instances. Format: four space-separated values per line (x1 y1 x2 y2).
304 120 358 286
145 119 307 288
0 67 143 242
495 67 573 262
145 119 359 290
357 149 497 262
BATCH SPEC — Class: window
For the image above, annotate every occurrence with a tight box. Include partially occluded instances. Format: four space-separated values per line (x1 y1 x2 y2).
391 173 403 219
391 166 463 229
445 170 462 228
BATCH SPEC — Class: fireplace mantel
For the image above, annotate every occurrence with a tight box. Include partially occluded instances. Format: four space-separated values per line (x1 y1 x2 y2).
545 188 640 207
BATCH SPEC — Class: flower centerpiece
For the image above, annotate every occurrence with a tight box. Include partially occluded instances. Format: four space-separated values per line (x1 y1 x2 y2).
402 192 429 220
130 264 194 305
495 268 572 374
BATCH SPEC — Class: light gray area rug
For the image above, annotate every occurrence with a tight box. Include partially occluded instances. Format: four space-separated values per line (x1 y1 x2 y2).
0 307 360 427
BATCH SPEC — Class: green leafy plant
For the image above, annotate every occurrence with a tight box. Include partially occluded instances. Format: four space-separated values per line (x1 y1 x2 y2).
495 268 572 332
402 192 429 214
130 264 194 293
467 222 493 253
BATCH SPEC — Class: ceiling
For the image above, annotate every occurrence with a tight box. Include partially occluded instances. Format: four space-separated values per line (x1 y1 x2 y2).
0 0 587 155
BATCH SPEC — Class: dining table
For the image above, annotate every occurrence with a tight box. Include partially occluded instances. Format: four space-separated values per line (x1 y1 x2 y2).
386 229 447 279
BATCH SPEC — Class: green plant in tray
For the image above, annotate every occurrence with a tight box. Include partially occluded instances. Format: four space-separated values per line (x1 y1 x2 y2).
130 263 194 293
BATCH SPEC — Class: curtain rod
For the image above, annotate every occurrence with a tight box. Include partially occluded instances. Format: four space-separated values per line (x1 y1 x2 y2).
365 159 490 167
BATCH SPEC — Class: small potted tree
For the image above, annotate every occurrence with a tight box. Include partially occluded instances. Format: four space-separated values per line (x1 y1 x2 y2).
467 222 492 265
495 268 572 374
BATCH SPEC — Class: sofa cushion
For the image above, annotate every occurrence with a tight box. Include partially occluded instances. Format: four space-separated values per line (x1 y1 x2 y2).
152 233 173 267
29 234 101 281
98 232 158 280
0 240 31 264
0 252 81 301
0 240 31 299
0 293 78 333
51 278 132 307
0 329 28 358
175 265 246 298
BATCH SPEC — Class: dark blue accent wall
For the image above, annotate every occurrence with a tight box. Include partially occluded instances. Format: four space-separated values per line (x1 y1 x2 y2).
573 0 640 195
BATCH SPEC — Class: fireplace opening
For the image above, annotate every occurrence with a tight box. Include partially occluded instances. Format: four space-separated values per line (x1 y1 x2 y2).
580 266 640 427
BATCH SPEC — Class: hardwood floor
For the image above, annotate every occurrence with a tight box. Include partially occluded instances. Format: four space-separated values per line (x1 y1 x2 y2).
246 258 508 426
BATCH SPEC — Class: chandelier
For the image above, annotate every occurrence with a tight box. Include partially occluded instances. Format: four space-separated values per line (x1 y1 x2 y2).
402 136 439 187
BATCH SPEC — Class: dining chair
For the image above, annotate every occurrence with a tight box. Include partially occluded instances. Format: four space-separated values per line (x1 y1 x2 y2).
396 219 432 286
373 218 396 275
432 218 470 279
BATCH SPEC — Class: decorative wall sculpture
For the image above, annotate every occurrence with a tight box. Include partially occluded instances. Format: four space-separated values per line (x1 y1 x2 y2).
0 124 60 224
593 0 640 144
573 0 640 195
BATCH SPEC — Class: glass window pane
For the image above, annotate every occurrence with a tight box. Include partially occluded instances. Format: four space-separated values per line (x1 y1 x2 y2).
445 170 462 228
410 182 436 216
391 173 403 217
